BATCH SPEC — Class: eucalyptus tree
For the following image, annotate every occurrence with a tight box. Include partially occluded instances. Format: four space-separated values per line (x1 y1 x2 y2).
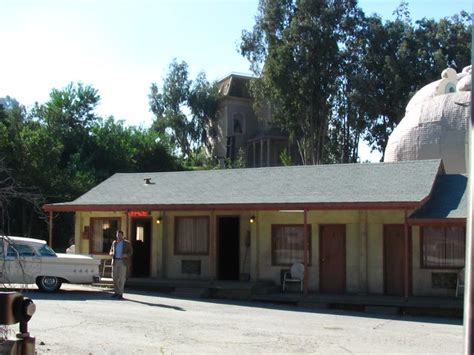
359 7 471 157
240 0 361 165
149 59 220 159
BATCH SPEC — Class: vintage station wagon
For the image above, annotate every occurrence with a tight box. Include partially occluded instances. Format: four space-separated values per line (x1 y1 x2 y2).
0 236 100 292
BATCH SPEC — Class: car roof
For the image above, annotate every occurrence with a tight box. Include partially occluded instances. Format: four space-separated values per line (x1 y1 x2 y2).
0 236 47 246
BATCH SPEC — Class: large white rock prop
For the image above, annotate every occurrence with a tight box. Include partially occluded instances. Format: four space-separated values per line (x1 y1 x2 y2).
384 66 471 173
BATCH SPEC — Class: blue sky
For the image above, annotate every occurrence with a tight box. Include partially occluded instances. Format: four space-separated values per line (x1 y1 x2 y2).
1 0 472 160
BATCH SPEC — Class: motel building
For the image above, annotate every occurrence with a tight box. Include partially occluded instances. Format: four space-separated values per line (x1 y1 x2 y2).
43 159 466 298
43 66 470 299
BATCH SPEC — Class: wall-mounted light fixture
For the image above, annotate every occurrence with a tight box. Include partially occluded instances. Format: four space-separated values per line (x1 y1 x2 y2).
156 216 162 224
249 215 255 224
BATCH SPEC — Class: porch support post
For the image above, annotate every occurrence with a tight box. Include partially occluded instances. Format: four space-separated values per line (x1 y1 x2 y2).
404 210 409 299
303 209 308 296
256 211 260 280
48 211 53 247
358 210 368 293
126 211 130 240
210 210 216 281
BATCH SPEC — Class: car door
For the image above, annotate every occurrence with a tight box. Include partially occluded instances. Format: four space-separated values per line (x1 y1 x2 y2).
4 241 41 284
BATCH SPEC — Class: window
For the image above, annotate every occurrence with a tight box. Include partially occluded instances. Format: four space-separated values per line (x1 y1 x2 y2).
38 244 56 257
272 225 311 266
232 113 244 134
421 226 465 268
90 218 120 254
175 217 209 255
7 243 36 257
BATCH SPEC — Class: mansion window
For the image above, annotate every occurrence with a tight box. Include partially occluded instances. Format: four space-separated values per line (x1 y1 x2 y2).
175 217 209 255
421 226 465 268
272 225 311 266
232 113 244 134
90 218 120 254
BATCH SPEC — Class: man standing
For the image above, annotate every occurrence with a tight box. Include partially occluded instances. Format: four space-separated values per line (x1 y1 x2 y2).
109 230 133 299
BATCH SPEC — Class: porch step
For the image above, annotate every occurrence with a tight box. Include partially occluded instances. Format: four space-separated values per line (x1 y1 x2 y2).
92 277 113 288
172 287 210 299
252 285 280 295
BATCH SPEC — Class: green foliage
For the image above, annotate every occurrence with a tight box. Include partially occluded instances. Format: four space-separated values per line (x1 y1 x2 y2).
241 0 361 165
354 8 471 157
279 148 292 166
242 1 471 162
149 59 220 159
0 84 180 245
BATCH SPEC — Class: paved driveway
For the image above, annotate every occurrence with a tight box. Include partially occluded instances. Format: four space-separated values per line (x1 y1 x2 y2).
3 285 463 354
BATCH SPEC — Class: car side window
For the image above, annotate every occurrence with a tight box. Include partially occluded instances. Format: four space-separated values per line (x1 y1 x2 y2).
6 244 36 257
0 240 4 257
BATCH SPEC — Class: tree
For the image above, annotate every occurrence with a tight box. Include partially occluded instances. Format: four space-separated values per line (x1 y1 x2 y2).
89 117 180 180
327 5 368 163
358 7 471 157
241 0 361 165
149 59 220 159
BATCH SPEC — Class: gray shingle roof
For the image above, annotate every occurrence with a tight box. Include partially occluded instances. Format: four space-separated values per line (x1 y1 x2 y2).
409 174 468 220
46 160 444 210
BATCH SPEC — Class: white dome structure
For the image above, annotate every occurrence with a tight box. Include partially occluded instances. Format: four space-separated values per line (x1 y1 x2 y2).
384 66 471 173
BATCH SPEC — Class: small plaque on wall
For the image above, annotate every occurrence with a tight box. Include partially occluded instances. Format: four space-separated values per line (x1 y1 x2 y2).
431 272 457 289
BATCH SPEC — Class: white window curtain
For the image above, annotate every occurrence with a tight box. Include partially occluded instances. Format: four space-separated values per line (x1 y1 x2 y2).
272 225 309 265
91 219 119 254
176 217 209 254
422 226 465 268
92 219 104 253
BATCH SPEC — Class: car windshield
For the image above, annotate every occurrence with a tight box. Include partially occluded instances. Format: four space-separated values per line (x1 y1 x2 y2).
38 244 56 257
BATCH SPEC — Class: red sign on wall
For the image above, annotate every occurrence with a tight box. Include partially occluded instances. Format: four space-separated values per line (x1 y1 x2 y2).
127 211 150 217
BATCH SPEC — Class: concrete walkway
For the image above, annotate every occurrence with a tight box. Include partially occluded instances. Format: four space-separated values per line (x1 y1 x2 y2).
118 278 463 318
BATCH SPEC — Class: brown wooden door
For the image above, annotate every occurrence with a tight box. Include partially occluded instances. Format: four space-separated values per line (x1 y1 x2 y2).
319 225 346 293
384 224 411 296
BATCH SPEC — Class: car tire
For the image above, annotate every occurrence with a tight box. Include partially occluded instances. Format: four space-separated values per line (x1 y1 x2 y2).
36 276 62 292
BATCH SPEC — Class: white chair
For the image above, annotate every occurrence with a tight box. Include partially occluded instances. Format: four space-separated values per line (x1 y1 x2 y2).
101 258 113 278
456 268 465 297
282 262 304 292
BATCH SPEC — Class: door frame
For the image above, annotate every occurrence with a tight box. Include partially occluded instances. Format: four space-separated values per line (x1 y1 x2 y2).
130 216 153 277
319 224 346 293
216 215 240 280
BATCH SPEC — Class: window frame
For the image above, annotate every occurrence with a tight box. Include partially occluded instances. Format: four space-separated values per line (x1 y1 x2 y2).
174 216 210 256
89 217 121 255
231 113 245 135
6 243 37 258
420 225 466 269
271 224 312 267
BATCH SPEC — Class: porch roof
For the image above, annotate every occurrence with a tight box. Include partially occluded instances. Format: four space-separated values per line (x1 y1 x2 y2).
43 159 444 212
408 174 468 224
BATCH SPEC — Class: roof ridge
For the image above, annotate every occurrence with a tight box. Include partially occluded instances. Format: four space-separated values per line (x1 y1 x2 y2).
111 159 441 176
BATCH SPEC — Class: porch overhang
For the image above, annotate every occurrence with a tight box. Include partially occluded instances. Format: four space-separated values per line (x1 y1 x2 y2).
43 201 421 213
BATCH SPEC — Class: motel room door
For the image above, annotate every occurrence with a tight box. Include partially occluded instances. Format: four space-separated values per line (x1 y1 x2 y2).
319 225 346 293
130 217 152 277
384 224 411 296
218 217 240 280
